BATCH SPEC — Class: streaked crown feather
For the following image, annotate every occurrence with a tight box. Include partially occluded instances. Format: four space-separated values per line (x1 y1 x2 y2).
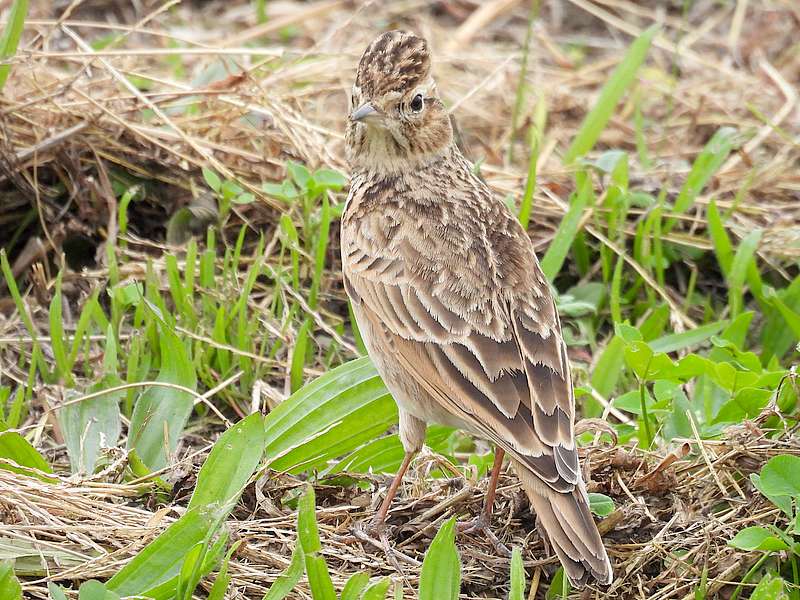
355 31 431 98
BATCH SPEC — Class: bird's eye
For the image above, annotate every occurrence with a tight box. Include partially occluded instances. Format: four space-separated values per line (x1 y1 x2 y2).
409 94 424 112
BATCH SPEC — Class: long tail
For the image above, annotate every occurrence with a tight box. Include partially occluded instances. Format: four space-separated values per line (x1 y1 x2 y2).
512 459 613 587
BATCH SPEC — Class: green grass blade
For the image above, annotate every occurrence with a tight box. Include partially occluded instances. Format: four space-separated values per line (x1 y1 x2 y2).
0 0 29 91
667 127 738 230
509 547 526 600
563 24 658 164
290 318 311 393
48 272 73 385
0 250 46 379
309 195 331 310
297 486 335 600
298 485 321 553
540 170 593 281
262 543 304 600
418 517 460 600
727 229 762 317
768 289 800 340
519 97 547 230
707 200 733 275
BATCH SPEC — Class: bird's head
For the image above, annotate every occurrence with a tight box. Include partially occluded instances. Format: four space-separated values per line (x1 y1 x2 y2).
346 31 453 171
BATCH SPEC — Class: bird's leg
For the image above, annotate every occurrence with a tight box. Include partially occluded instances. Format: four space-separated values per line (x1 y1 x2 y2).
459 448 510 555
369 450 416 535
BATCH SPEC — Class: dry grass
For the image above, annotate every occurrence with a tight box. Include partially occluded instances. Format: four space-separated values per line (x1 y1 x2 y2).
3 421 800 599
1 0 800 598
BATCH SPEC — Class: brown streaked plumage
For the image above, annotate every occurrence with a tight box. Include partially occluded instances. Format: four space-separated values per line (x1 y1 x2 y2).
341 30 612 587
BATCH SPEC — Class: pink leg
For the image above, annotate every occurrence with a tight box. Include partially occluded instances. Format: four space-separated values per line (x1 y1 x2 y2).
370 450 416 533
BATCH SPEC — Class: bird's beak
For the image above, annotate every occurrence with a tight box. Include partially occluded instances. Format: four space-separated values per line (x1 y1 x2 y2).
350 102 379 123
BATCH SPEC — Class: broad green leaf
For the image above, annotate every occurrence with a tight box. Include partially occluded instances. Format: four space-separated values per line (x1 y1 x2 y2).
175 542 206 600
189 413 266 510
713 388 771 425
545 567 570 599
615 322 643 343
0 537 85 576
127 327 196 470
60 352 122 474
588 493 615 517
623 342 675 381
287 161 312 192
48 583 69 600
202 168 221 192
720 312 754 350
563 25 658 164
710 362 759 393
265 357 397 474
0 431 52 479
78 580 120 600
509 547 526 600
750 573 789 600
361 578 391 600
106 505 218 595
262 180 299 203
341 572 369 600
612 389 653 415
0 0 29 91
750 473 792 516
311 168 347 191
145 533 228 600
262 543 304 600
649 321 726 354
591 335 626 397
419 517 460 600
759 455 800 498
729 526 788 552
0 561 22 600
331 425 452 474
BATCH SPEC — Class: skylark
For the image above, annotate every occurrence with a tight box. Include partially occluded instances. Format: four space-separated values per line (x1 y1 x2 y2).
340 30 612 587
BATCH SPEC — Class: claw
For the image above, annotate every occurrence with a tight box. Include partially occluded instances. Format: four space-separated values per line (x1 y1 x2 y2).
458 514 512 556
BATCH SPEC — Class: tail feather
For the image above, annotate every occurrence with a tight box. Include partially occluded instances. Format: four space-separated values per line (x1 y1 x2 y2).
512 459 613 587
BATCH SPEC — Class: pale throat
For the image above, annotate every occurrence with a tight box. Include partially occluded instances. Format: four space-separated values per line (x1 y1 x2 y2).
350 125 452 175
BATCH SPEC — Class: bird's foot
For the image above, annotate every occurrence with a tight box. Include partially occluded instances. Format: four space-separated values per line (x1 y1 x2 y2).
458 514 511 556
351 518 420 567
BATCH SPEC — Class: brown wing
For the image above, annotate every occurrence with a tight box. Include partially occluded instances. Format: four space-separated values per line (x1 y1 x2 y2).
341 179 578 494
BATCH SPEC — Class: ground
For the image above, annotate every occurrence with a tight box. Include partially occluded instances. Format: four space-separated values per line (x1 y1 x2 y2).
1 1 799 599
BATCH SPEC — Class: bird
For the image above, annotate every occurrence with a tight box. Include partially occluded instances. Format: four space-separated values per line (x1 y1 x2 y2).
340 30 613 587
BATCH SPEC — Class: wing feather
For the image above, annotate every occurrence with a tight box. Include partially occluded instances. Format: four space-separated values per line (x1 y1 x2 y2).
341 184 579 492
